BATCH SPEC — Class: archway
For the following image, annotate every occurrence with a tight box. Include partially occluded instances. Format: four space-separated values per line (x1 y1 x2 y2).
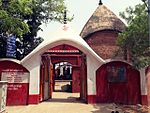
39 44 87 103
21 25 104 104
96 61 141 104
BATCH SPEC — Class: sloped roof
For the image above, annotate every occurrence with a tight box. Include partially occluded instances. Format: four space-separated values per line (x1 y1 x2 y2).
80 4 126 38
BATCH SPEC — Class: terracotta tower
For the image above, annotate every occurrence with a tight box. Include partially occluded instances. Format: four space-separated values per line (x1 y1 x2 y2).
80 1 125 60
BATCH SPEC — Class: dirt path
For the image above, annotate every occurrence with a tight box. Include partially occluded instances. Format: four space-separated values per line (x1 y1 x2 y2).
6 92 148 113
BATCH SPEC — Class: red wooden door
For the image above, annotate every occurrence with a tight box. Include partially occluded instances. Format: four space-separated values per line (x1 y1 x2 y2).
96 65 109 102
72 66 80 93
49 63 53 99
80 54 87 102
126 68 141 104
96 61 141 104
40 56 51 101
40 65 44 101
108 83 128 104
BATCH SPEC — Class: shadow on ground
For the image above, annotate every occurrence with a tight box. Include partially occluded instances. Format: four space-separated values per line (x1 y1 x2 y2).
91 104 121 113
91 103 149 113
45 96 84 103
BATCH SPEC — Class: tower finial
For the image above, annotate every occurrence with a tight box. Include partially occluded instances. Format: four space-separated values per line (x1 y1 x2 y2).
99 0 103 5
64 9 67 24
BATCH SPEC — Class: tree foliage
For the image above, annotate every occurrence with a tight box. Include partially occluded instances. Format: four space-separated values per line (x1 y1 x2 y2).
0 0 32 58
18 0 66 59
118 3 150 69
0 0 31 36
0 0 67 59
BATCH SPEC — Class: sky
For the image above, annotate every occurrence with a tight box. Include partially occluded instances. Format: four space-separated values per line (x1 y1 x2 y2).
38 0 143 39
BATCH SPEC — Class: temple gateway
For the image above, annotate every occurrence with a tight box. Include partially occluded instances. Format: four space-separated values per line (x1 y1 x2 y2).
0 1 149 106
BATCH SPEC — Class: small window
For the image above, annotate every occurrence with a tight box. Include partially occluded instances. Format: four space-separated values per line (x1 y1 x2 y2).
107 66 126 83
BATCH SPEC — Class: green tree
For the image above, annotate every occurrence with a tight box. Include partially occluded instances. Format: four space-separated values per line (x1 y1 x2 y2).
117 3 150 69
0 0 32 58
0 0 31 36
19 0 67 59
0 0 67 59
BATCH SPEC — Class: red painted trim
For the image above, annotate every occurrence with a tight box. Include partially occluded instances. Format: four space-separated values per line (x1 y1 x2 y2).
87 95 147 105
0 60 29 73
50 44 79 51
28 95 39 104
141 95 148 105
87 95 97 104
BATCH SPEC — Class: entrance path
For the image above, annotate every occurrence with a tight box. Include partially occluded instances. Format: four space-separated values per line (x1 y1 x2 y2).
6 92 148 113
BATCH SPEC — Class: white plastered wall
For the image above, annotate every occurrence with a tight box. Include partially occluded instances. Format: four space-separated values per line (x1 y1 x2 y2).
22 55 41 95
87 55 101 95
140 68 147 95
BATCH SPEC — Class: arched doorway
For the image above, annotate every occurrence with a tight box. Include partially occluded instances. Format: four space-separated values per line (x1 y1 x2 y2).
39 44 87 103
96 61 141 105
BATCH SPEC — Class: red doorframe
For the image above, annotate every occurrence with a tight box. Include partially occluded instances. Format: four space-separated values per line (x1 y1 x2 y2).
40 44 88 102
39 64 44 101
40 54 87 102
51 55 81 93
51 54 87 102
80 54 87 102
49 63 53 98
72 66 81 93
40 56 51 101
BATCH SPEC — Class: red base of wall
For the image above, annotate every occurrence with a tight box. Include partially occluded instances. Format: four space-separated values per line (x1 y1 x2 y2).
28 95 39 104
87 95 97 104
141 95 148 105
87 95 148 105
6 83 29 106
22 94 148 105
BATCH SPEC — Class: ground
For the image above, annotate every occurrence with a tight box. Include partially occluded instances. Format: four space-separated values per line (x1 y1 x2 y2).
6 92 149 113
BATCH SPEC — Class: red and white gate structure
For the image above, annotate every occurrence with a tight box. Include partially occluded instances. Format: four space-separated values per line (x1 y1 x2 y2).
0 25 149 106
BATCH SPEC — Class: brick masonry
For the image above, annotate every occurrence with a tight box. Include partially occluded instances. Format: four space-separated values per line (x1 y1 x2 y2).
84 30 123 60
